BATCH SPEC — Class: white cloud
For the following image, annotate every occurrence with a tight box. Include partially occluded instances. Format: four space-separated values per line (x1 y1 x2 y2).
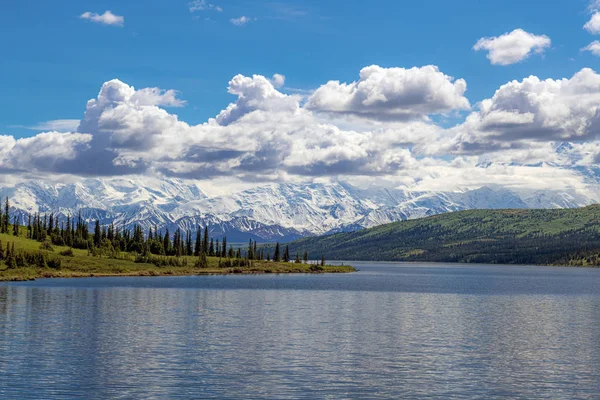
305 65 469 121
189 0 223 12
434 68 600 156
230 16 251 26
9 67 600 196
18 119 80 132
80 11 124 27
589 0 600 12
582 41 600 55
270 74 286 88
0 132 92 172
216 74 300 125
132 88 186 107
585 12 600 34
473 29 551 65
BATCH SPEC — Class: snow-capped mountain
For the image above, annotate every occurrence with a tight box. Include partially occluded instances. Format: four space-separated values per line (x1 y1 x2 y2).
0 173 596 242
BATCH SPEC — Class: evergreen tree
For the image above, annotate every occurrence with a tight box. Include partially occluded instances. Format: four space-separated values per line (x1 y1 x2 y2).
194 227 202 256
321 255 325 266
248 239 254 260
3 197 9 234
209 239 214 256
185 231 193 256
12 215 19 236
283 245 290 263
221 237 227 258
94 219 101 246
203 227 209 254
163 229 171 256
274 242 281 262
303 251 308 264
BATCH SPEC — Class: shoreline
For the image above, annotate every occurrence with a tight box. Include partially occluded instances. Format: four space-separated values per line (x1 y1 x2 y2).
0 264 356 282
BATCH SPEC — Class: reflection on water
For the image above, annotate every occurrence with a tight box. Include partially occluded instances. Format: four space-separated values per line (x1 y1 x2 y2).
0 263 599 399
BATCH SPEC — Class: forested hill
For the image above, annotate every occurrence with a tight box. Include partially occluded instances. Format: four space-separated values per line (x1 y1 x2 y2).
286 205 600 266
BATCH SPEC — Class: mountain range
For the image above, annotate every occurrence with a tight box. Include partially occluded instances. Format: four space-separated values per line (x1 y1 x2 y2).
0 165 597 242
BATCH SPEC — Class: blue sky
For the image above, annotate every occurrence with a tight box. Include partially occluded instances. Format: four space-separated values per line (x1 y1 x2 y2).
1 0 597 137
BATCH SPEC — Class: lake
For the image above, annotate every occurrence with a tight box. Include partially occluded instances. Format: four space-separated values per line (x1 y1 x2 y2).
1 262 599 399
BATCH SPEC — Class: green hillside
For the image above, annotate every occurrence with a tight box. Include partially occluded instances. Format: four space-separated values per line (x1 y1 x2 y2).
286 205 600 266
0 229 354 281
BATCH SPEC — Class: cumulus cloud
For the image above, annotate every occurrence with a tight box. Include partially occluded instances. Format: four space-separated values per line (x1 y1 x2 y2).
305 65 469 121
585 12 600 34
434 68 600 155
270 74 286 88
216 74 299 125
132 88 187 107
583 41 600 55
473 29 551 65
0 132 91 173
8 66 600 195
80 11 124 27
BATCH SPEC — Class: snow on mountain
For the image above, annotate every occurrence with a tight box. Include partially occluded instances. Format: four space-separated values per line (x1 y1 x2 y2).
0 172 596 242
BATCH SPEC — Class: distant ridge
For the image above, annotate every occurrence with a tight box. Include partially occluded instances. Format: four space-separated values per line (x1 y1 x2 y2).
284 205 600 266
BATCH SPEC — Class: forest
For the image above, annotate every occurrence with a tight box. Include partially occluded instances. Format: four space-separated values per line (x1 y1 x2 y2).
284 205 600 267
0 197 350 280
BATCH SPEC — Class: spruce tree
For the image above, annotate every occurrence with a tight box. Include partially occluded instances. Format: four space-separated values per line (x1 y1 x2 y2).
164 229 171 255
274 242 280 262
202 227 209 254
3 197 9 234
2 196 10 233
194 227 202 256
303 251 308 264
186 231 193 256
94 219 101 246
248 239 254 260
283 245 290 263
221 237 227 258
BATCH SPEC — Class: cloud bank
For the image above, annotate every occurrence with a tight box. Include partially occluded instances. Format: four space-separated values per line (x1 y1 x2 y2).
5 65 600 196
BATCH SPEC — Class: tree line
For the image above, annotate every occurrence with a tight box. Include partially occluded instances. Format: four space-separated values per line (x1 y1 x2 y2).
0 196 327 266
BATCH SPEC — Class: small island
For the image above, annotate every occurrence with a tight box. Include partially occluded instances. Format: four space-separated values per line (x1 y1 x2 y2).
0 198 354 281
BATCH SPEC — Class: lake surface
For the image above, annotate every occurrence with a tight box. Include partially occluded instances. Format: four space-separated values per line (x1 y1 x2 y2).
1 262 600 399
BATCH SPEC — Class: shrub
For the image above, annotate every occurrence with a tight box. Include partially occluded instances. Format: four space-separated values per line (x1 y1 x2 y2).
47 257 61 269
59 248 75 257
39 240 54 252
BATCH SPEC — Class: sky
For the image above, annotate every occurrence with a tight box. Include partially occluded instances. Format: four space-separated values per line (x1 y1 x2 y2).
1 0 600 195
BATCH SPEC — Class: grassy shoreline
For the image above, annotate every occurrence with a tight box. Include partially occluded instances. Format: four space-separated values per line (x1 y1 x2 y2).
0 263 356 282
0 232 354 281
